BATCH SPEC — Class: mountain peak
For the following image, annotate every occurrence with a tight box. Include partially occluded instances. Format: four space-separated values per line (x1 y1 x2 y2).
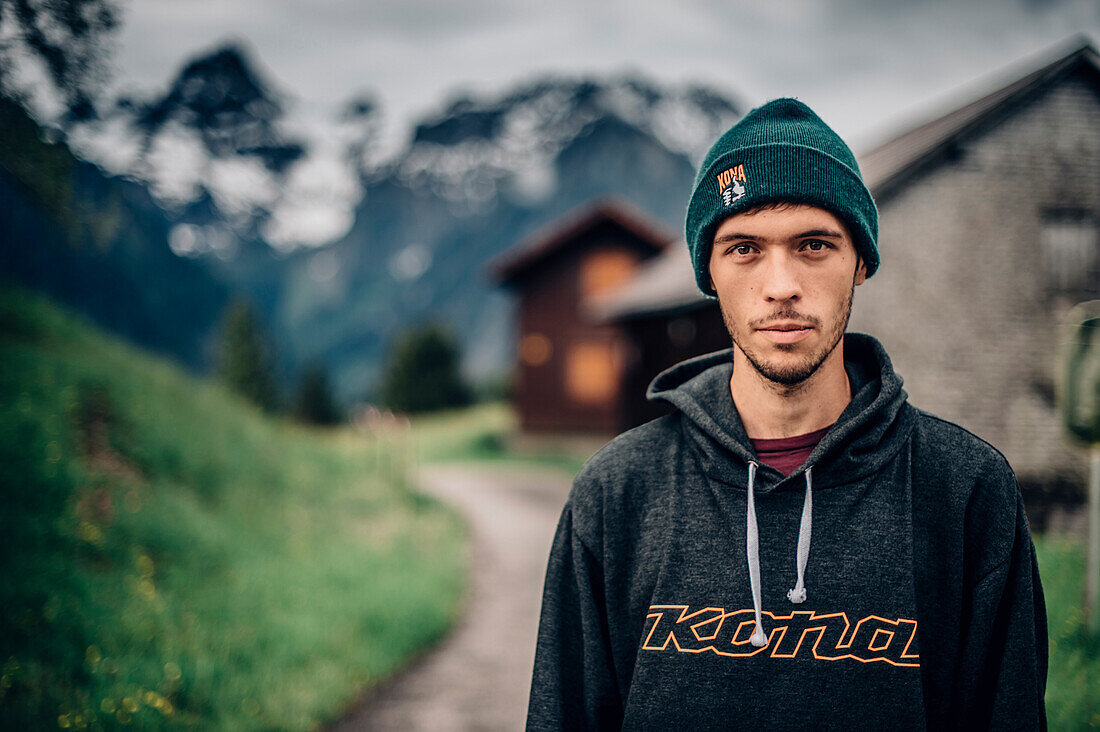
134 42 304 171
64 53 741 252
395 73 741 206
413 74 741 154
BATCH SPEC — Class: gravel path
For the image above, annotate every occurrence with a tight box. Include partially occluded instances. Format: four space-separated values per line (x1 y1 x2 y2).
328 462 573 732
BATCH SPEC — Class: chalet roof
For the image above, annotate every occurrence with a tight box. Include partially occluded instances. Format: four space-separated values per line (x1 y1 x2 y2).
489 196 678 284
598 35 1100 320
590 244 712 321
860 36 1099 195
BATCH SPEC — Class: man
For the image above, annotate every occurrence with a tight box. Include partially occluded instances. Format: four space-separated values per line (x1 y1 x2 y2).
526 99 1047 730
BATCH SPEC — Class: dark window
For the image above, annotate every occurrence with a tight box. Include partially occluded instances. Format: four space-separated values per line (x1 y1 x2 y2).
1040 208 1098 294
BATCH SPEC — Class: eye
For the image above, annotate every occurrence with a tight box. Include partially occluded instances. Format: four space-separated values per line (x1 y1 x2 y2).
725 243 757 257
801 239 834 253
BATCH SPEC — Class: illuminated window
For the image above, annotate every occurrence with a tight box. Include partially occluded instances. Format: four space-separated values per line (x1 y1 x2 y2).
565 341 619 405
581 250 638 299
520 333 553 366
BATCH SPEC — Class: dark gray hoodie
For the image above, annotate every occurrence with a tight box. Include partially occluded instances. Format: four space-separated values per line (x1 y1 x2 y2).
527 333 1047 731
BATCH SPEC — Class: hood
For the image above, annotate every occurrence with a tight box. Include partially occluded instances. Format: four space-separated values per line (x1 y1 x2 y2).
647 332 915 492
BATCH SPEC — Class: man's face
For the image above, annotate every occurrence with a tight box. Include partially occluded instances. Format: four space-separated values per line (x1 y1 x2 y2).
708 204 865 386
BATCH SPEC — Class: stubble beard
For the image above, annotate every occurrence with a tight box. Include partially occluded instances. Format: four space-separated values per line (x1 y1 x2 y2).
722 282 856 388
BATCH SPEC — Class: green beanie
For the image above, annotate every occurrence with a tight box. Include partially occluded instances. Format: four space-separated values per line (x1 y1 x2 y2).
685 98 879 296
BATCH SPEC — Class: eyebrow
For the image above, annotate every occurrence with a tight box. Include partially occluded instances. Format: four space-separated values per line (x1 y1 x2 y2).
713 228 846 245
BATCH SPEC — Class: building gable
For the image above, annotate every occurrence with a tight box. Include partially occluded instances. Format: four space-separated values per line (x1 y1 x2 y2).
861 37 1100 203
490 197 676 286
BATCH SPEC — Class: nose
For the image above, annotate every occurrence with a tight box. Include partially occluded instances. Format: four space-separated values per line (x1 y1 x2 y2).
760 251 801 302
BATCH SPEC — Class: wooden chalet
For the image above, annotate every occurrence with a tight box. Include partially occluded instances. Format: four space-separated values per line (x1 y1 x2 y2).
592 248 728 428
490 198 683 435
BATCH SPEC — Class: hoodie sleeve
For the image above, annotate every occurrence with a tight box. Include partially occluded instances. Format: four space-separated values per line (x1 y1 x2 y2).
954 490 1048 730
526 502 622 731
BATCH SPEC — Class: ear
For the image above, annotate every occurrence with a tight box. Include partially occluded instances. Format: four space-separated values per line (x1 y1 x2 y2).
853 256 867 286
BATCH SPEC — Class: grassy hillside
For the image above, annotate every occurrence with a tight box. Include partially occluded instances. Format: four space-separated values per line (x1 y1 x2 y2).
0 286 465 730
0 97 230 371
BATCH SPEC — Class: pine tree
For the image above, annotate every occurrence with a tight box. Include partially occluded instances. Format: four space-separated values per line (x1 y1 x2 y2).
380 323 471 414
293 360 341 425
217 300 279 412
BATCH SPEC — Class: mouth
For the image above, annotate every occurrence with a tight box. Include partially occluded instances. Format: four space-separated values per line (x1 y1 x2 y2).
755 321 815 345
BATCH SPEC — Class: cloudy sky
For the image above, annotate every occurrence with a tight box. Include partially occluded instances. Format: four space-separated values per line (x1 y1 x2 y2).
110 0 1100 152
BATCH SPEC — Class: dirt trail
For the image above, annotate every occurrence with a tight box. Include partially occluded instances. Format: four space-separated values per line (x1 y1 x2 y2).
329 462 572 731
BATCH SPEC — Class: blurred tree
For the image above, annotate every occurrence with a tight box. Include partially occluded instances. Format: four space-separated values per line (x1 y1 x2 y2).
380 323 471 414
1060 300 1100 635
217 300 279 413
473 372 514 404
293 359 341 425
0 0 120 122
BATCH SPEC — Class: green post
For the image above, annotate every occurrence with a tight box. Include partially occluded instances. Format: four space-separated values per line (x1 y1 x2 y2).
1090 446 1100 635
1060 301 1100 635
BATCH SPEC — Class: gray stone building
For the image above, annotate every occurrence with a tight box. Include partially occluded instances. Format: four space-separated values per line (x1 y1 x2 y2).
849 37 1099 508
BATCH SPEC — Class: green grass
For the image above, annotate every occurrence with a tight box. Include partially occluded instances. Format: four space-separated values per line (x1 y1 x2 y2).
409 402 591 476
0 286 466 730
1035 536 1100 730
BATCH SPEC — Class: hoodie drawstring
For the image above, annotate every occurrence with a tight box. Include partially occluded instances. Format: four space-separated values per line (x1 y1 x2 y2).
745 463 814 647
746 462 767 647
787 467 812 603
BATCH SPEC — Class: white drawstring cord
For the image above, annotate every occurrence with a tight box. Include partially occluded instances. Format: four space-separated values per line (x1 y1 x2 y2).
787 467 812 604
746 461 768 647
746 464 815 647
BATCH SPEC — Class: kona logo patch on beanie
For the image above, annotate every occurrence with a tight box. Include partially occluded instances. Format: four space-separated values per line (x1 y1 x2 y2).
717 164 747 206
